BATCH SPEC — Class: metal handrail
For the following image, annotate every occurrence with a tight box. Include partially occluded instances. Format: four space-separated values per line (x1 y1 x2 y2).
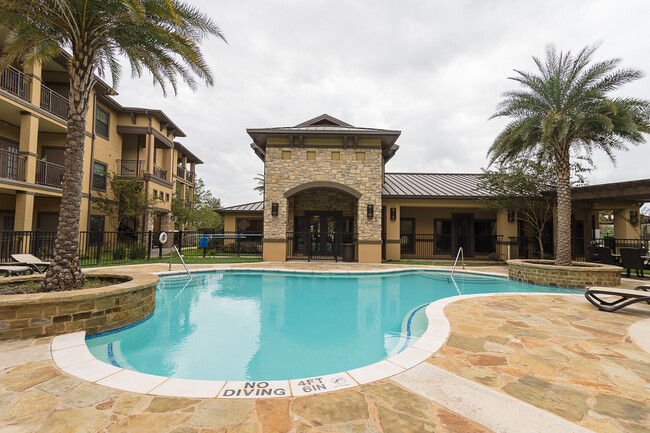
451 247 465 277
40 85 68 118
170 245 192 280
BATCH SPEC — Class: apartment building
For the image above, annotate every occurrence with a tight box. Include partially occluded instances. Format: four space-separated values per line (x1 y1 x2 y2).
0 53 201 235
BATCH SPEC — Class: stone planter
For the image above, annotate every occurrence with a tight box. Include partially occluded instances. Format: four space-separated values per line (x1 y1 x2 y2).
507 259 621 289
0 270 158 340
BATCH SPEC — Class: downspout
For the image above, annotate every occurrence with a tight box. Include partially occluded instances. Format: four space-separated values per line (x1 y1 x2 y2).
87 92 97 231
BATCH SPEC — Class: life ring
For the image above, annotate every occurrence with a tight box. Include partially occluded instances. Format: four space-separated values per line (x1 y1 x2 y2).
159 231 168 244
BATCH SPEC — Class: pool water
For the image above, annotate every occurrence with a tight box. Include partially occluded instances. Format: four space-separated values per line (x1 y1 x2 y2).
86 270 571 381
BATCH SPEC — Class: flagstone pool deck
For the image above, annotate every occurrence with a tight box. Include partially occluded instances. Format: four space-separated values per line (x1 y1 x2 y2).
1 263 648 432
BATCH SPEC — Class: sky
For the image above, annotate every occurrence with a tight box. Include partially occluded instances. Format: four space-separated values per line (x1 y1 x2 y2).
109 0 650 209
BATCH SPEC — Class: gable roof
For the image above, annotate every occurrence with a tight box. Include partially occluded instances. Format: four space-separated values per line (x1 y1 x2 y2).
247 114 401 162
382 173 487 199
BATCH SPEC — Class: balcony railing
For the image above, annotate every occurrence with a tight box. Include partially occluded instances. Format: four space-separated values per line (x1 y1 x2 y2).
0 66 31 101
117 159 145 177
0 148 26 182
186 171 195 184
176 166 195 184
40 85 68 119
176 166 186 178
153 165 167 181
35 159 65 188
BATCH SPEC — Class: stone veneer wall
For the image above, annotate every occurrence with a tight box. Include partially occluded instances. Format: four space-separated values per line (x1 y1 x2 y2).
0 271 158 340
287 188 357 232
507 259 621 289
264 143 383 242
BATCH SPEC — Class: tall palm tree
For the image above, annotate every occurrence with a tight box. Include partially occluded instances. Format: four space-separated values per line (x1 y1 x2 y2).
0 0 225 290
489 44 650 266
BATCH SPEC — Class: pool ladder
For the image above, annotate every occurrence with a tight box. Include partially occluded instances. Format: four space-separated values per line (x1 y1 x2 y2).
450 247 465 277
170 245 193 280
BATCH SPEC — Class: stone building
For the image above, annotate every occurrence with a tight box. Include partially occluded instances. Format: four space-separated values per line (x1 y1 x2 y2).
219 114 650 263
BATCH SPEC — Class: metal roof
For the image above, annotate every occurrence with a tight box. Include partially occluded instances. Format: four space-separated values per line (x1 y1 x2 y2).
382 173 487 198
216 201 264 214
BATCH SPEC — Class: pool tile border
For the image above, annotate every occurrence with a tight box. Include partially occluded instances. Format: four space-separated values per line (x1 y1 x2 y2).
51 267 585 399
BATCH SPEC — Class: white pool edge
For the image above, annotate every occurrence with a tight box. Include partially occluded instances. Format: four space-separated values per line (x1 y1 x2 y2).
51 267 583 399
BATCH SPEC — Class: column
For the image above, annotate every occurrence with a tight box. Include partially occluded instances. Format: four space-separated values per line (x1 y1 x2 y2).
19 112 39 184
14 192 35 231
614 206 641 240
23 62 42 107
496 210 518 260
385 201 401 261
583 208 593 260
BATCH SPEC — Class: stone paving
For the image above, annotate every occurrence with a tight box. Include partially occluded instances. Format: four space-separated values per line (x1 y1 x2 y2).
0 263 649 432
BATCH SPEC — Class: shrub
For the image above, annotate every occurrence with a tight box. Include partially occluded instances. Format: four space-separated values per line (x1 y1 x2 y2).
128 243 148 260
112 244 127 260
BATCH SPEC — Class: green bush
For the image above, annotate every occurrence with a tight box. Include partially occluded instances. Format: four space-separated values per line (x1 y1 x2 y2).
112 244 127 260
128 243 148 260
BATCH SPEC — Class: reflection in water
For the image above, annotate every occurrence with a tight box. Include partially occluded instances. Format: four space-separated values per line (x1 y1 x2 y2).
87 271 571 381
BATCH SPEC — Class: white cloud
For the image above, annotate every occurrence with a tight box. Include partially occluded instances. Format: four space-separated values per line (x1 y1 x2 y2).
108 0 650 206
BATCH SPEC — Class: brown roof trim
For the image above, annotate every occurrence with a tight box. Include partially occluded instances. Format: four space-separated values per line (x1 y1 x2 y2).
174 142 203 164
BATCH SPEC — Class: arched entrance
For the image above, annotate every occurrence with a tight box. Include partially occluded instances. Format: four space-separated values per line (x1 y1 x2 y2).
284 182 360 260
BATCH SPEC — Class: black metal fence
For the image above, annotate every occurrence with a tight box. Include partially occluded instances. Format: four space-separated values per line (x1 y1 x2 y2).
286 232 358 261
399 234 502 260
0 229 263 267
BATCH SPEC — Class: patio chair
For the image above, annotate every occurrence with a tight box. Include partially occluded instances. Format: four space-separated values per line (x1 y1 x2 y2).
585 286 650 312
586 245 600 262
10 254 51 273
596 247 618 266
619 248 645 278
0 265 32 277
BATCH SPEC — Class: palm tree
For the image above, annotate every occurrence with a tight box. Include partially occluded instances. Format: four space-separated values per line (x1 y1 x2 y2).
0 0 225 290
489 44 650 266
254 173 264 195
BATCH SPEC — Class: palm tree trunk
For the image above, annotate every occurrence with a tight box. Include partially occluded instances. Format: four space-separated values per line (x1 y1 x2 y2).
41 47 94 291
555 153 572 266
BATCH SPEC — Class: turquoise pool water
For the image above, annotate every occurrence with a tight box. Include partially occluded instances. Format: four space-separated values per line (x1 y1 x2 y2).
86 270 572 381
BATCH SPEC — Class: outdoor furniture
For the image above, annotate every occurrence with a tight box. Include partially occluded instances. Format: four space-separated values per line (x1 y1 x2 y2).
585 286 650 312
10 254 50 273
586 245 600 262
619 248 645 278
0 265 32 277
597 247 618 266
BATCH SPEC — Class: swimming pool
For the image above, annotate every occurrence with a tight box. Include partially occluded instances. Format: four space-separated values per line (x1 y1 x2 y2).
86 270 571 381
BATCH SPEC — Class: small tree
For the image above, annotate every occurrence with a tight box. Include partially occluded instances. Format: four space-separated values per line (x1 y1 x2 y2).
93 173 159 230
479 160 556 258
254 173 264 195
172 177 223 231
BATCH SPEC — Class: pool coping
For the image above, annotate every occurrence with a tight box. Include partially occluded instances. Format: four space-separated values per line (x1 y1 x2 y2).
50 267 582 399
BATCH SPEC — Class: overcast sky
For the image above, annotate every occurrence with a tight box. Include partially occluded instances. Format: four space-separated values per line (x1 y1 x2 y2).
110 0 650 208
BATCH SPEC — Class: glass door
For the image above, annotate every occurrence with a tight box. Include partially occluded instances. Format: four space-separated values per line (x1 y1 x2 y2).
307 212 341 258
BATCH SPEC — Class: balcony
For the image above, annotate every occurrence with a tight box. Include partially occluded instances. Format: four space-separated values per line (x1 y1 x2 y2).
0 149 26 182
153 165 167 181
117 159 145 177
40 85 68 119
176 166 195 184
0 66 31 101
35 159 65 188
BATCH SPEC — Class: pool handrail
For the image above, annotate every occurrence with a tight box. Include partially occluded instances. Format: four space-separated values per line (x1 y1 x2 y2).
451 247 465 277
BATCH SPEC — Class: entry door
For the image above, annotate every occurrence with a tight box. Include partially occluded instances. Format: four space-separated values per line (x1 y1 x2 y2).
452 215 473 257
308 212 340 256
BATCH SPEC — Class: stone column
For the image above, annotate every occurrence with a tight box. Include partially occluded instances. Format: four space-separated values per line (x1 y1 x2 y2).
13 192 35 231
384 201 401 261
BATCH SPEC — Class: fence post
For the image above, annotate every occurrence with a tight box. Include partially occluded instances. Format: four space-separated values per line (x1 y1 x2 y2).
33 229 40 258
147 231 152 261
95 235 102 266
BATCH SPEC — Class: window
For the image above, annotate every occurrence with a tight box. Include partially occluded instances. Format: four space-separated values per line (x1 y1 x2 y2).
434 219 452 253
306 151 316 160
282 151 291 160
89 215 105 245
356 152 365 161
159 191 164 200
153 189 158 199
92 161 107 190
331 151 340 161
96 106 110 138
400 218 415 254
165 193 170 202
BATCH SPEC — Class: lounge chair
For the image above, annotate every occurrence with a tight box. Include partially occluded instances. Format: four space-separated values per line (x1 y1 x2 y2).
586 245 600 262
619 248 645 278
0 265 32 277
596 247 618 266
584 286 650 312
11 254 50 273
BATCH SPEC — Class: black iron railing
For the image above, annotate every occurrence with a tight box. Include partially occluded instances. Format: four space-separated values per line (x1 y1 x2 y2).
399 234 501 260
175 231 263 257
153 165 167 181
0 66 31 101
186 171 195 184
117 159 145 177
35 159 65 188
40 85 68 119
287 232 358 261
0 148 26 182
